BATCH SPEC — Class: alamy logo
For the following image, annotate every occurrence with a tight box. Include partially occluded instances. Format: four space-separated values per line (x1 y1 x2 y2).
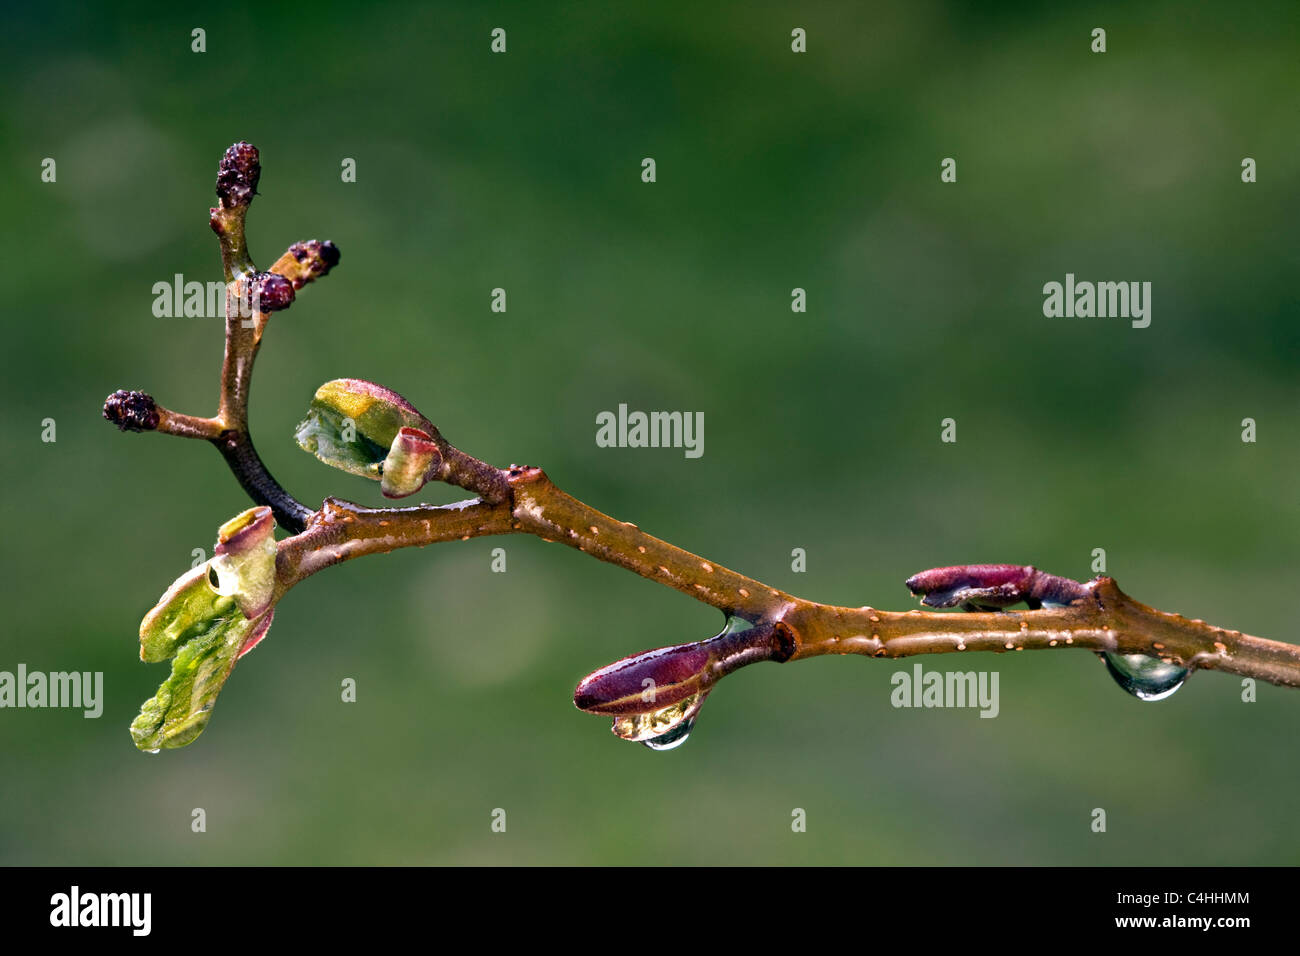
50 886 151 936
890 663 999 718
0 664 102 717
595 404 704 458
152 274 266 319
1042 273 1151 328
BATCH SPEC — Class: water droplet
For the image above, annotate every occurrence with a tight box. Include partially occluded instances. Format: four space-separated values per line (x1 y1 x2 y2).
1099 652 1188 701
612 692 704 749
644 717 695 750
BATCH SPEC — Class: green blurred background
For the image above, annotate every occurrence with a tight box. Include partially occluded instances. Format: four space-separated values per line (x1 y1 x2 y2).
1 1 1297 864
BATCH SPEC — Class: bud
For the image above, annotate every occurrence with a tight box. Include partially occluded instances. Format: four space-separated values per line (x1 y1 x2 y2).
574 643 713 716
103 389 159 432
249 271 295 312
381 427 441 498
905 564 1089 609
215 141 260 208
905 564 1033 608
574 618 791 747
210 506 278 618
296 378 437 479
273 239 342 289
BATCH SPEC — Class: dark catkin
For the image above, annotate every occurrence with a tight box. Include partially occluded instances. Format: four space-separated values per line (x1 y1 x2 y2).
215 142 260 208
103 389 160 432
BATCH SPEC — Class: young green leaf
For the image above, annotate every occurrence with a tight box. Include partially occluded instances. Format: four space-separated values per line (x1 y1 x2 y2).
131 607 274 752
132 506 283 751
294 378 435 479
138 563 238 663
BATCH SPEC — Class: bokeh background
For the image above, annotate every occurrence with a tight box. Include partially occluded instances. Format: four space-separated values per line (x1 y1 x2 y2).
2 1 1297 864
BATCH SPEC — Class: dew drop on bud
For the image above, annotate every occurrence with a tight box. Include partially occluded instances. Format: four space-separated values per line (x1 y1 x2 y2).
612 692 706 751
643 717 695 751
1099 652 1189 701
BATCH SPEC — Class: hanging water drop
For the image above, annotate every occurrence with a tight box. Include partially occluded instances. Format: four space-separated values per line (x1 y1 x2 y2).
643 717 695 751
611 692 705 748
1099 652 1189 701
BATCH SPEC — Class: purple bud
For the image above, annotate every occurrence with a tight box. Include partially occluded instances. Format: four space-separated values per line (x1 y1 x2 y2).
215 142 261 209
103 389 160 432
905 564 1089 609
906 565 1033 608
575 643 713 715
574 619 789 716
250 272 295 312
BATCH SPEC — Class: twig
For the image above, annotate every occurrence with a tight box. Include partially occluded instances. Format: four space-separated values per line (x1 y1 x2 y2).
270 471 1300 688
104 142 1300 752
104 143 338 533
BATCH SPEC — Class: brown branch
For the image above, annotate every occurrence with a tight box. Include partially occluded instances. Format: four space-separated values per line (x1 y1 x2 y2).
107 141 1300 752
266 465 1300 690
104 144 337 534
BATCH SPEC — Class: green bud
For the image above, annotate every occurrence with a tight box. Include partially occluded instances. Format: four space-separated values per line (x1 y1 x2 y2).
294 378 436 480
210 506 277 618
381 427 441 498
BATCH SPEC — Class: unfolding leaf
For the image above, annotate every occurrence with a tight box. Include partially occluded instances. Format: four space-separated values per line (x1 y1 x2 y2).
138 564 237 664
132 507 282 751
294 378 433 479
131 603 274 752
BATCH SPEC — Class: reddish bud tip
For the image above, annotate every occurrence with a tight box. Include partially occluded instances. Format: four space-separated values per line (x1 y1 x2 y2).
103 389 160 432
215 505 275 557
216 142 260 208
